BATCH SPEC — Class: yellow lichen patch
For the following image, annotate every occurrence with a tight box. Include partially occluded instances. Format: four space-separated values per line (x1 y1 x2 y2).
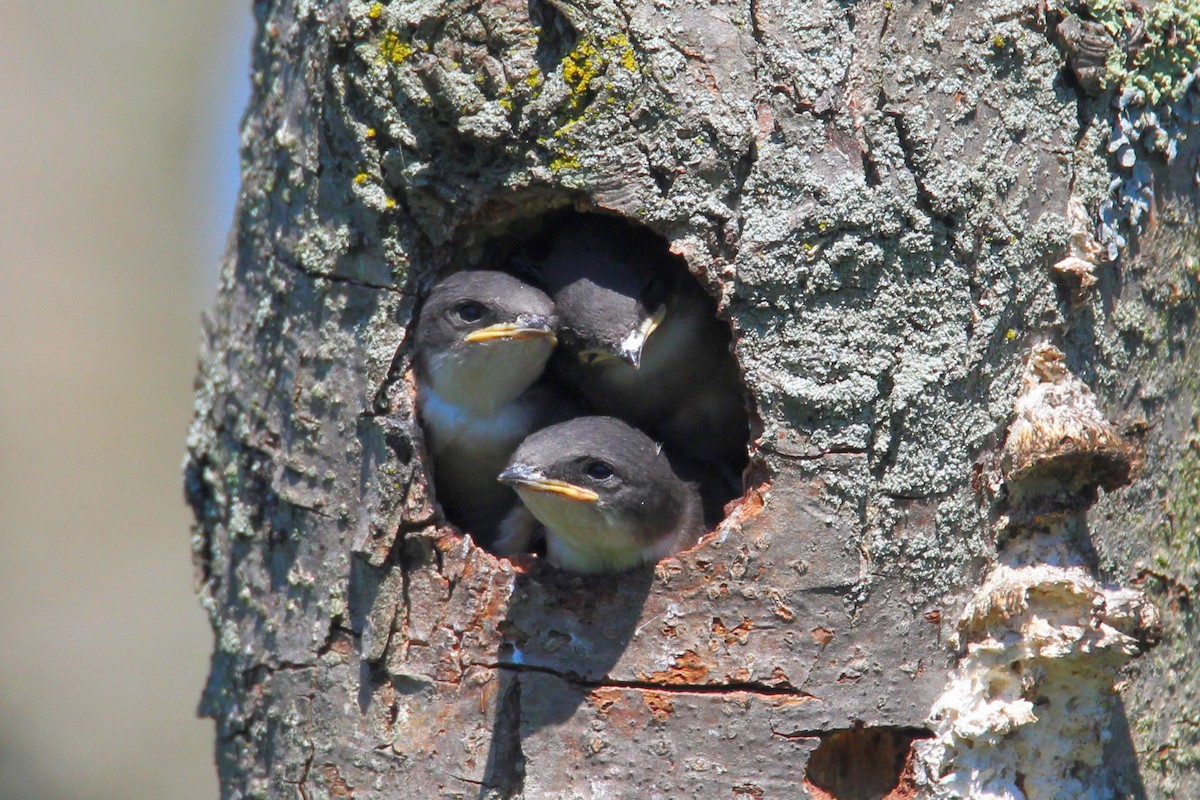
385 197 397 209
354 172 370 184
549 152 581 171
544 116 585 171
523 67 542 89
562 37 602 98
542 34 642 172
498 97 514 111
604 33 639 72
378 30 414 64
561 34 639 100
367 2 383 20
365 127 377 138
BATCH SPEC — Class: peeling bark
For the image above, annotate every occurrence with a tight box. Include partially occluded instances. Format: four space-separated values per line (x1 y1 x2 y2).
187 0 1200 797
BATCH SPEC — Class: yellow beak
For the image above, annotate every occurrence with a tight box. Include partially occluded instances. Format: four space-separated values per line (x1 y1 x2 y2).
642 305 667 340
616 305 667 368
514 479 599 503
465 324 558 344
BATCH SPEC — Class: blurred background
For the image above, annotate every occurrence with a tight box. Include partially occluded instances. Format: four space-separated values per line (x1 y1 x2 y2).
0 2 250 798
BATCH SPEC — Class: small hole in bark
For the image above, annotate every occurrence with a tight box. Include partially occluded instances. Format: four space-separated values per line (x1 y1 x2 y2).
415 209 755 571
804 727 932 800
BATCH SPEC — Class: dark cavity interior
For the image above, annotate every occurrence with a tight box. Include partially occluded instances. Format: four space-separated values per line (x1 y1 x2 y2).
804 727 932 800
425 210 752 555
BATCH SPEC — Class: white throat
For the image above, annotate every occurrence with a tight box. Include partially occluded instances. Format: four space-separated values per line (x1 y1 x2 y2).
423 338 553 416
517 490 687 574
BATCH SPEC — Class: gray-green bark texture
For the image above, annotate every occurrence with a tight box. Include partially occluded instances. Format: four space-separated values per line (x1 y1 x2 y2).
185 0 1200 797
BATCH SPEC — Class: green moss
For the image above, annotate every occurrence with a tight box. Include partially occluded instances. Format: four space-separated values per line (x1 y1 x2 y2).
1086 0 1200 103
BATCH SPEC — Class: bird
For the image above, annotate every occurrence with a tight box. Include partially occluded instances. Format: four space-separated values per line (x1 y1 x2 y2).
534 214 749 518
414 270 566 545
496 416 704 574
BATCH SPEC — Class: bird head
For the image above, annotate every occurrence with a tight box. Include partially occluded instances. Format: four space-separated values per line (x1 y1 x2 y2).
538 217 672 370
416 271 558 409
498 416 693 572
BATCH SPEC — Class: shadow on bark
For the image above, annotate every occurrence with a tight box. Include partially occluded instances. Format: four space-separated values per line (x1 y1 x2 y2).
1107 698 1149 800
479 565 654 798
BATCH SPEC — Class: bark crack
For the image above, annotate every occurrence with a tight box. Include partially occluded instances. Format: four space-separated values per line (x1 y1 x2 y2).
868 370 902 480
747 0 764 48
485 660 817 699
769 722 933 740
757 443 870 461
275 250 410 294
883 108 956 232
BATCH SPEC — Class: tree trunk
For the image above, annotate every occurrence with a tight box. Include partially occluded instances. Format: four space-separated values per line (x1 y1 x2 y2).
186 0 1200 797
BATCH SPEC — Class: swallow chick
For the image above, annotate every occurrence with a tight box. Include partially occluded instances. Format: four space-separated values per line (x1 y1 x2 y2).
416 270 564 544
497 416 704 574
537 215 749 497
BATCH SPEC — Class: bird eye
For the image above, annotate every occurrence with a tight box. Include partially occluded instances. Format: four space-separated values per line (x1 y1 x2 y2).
584 460 614 481
454 302 483 323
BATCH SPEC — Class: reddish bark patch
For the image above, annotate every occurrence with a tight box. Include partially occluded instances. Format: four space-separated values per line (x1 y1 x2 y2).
587 687 652 731
473 584 511 634
642 690 674 721
643 649 712 684
769 591 796 622
728 482 767 521
804 727 930 800
432 529 462 553
321 628 356 658
766 666 800 692
712 615 754 645
586 687 622 716
811 626 835 646
321 763 355 797
763 693 815 708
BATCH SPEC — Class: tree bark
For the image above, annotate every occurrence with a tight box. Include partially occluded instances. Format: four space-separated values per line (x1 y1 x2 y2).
186 0 1200 797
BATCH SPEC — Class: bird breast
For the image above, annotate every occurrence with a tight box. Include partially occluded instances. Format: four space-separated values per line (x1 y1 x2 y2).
418 386 541 463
